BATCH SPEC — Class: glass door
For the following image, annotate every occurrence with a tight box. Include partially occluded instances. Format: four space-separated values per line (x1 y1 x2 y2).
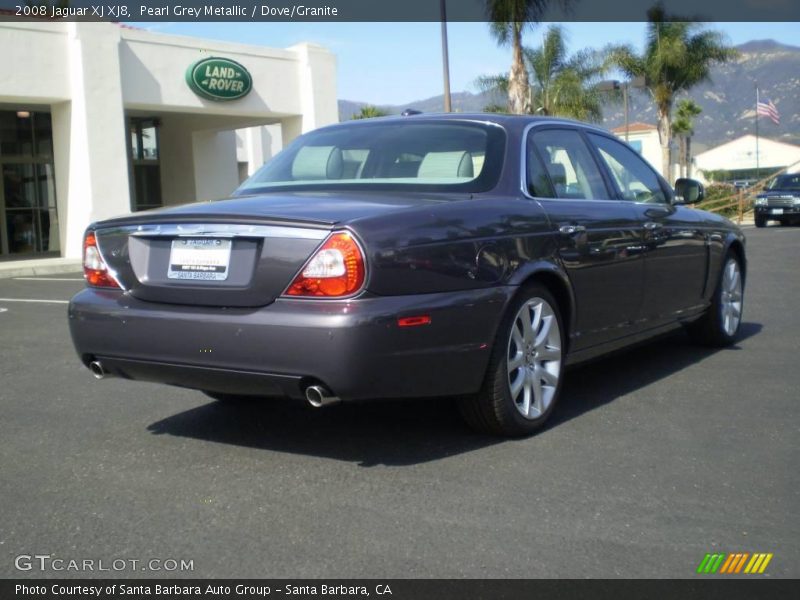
0 110 58 258
129 117 163 211
1 162 58 255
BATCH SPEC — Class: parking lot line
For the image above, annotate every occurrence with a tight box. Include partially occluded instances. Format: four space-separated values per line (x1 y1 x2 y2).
0 298 69 304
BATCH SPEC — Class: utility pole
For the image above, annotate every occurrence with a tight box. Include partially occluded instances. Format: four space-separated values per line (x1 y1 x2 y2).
623 83 629 141
597 77 644 142
440 0 452 112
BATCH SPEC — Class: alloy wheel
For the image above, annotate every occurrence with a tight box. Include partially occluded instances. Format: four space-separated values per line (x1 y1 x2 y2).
720 258 743 337
506 297 562 419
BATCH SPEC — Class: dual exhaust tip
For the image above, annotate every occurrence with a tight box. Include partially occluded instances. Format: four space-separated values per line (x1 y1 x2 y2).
89 360 339 408
89 360 107 380
304 385 340 408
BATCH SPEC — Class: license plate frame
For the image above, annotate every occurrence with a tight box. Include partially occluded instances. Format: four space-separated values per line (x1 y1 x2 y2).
168 238 232 281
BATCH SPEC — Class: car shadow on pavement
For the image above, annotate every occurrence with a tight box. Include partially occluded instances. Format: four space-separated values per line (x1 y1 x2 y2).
149 393 491 467
147 322 761 467
547 321 762 430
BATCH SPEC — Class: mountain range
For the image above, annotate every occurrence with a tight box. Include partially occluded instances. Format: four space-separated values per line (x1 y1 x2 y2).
338 40 800 152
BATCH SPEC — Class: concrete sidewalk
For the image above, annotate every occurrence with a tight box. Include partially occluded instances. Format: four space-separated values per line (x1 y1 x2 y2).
0 257 82 279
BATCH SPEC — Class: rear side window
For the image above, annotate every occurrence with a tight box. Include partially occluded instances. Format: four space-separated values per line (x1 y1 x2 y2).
588 133 667 204
530 129 608 200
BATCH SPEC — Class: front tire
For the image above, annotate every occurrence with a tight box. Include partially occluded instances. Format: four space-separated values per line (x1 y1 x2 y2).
754 214 767 228
687 253 744 346
459 284 565 437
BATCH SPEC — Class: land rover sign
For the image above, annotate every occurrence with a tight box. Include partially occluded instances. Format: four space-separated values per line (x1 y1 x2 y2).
185 57 252 101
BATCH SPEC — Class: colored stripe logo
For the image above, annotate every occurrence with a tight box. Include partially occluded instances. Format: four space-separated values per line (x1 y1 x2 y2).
697 552 773 574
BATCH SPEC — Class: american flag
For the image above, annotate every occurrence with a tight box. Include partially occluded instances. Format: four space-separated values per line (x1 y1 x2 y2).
757 97 780 125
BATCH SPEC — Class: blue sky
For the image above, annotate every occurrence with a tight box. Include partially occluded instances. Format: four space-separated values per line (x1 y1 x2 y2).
144 22 800 105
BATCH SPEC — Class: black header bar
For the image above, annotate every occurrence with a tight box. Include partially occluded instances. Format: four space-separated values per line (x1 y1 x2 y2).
3 579 800 600
0 0 798 22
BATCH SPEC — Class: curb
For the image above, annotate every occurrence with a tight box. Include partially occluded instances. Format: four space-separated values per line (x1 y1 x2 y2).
0 261 83 280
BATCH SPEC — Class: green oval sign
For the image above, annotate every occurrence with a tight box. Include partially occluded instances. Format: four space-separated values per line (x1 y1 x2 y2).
185 57 252 102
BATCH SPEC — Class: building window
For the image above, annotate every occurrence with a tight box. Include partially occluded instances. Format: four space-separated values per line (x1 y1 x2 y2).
628 140 643 154
237 161 250 184
129 118 162 211
0 111 59 258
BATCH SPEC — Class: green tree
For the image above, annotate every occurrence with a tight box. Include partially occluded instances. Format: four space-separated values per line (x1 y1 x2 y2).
525 25 607 120
608 3 736 179
672 98 702 178
485 0 552 114
478 25 610 121
476 73 510 114
351 105 389 120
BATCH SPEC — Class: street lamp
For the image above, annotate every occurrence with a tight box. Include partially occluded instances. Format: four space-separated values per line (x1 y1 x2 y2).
596 76 646 141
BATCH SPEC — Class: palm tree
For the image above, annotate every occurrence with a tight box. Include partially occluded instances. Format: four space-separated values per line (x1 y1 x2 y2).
608 3 736 179
476 73 510 114
672 99 702 178
525 25 607 121
351 105 389 120
477 25 610 121
485 0 552 114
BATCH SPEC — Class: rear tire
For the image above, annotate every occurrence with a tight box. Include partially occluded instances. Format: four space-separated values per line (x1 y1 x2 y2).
459 284 565 437
754 214 767 228
687 253 744 347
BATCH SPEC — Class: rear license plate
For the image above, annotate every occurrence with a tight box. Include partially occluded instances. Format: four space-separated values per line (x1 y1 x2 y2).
771 208 784 215
168 239 232 281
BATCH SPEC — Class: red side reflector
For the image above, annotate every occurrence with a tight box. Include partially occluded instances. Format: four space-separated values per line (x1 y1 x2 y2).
397 315 432 328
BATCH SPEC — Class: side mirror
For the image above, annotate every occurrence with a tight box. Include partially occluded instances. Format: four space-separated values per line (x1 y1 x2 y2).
674 178 704 204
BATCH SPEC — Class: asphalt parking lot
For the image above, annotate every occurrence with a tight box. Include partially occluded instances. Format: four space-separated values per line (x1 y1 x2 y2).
1 225 798 579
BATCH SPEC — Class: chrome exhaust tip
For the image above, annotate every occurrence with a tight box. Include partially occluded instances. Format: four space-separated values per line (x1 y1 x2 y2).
305 385 340 408
88 360 106 380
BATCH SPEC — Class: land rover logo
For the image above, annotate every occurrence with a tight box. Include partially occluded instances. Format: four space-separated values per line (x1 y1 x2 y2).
185 57 252 101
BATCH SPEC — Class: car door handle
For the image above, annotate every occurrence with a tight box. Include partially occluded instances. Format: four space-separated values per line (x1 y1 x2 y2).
559 224 586 235
643 221 663 230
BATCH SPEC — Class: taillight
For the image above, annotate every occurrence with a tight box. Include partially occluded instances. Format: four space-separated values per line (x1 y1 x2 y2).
285 231 366 297
83 232 120 289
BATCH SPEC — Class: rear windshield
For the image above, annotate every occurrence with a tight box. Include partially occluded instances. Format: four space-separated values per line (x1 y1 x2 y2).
766 174 800 191
235 121 506 194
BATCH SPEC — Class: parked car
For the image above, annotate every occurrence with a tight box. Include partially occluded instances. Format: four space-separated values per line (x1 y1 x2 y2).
69 114 746 436
754 173 800 227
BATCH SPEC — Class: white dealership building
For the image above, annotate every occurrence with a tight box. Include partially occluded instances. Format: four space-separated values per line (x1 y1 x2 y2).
693 135 800 182
0 21 337 263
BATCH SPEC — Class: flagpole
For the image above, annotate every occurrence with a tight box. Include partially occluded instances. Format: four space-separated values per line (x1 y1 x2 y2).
755 84 760 180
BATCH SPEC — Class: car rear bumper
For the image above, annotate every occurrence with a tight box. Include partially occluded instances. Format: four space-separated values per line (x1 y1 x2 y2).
68 287 514 401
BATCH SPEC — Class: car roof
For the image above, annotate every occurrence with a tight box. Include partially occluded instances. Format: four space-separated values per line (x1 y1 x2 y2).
319 112 612 136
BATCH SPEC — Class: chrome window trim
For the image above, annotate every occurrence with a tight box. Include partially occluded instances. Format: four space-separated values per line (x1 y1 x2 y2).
519 120 611 202
519 120 673 208
112 223 328 241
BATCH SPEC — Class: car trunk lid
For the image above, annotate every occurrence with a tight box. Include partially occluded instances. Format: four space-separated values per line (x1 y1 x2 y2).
95 221 329 307
91 191 454 308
